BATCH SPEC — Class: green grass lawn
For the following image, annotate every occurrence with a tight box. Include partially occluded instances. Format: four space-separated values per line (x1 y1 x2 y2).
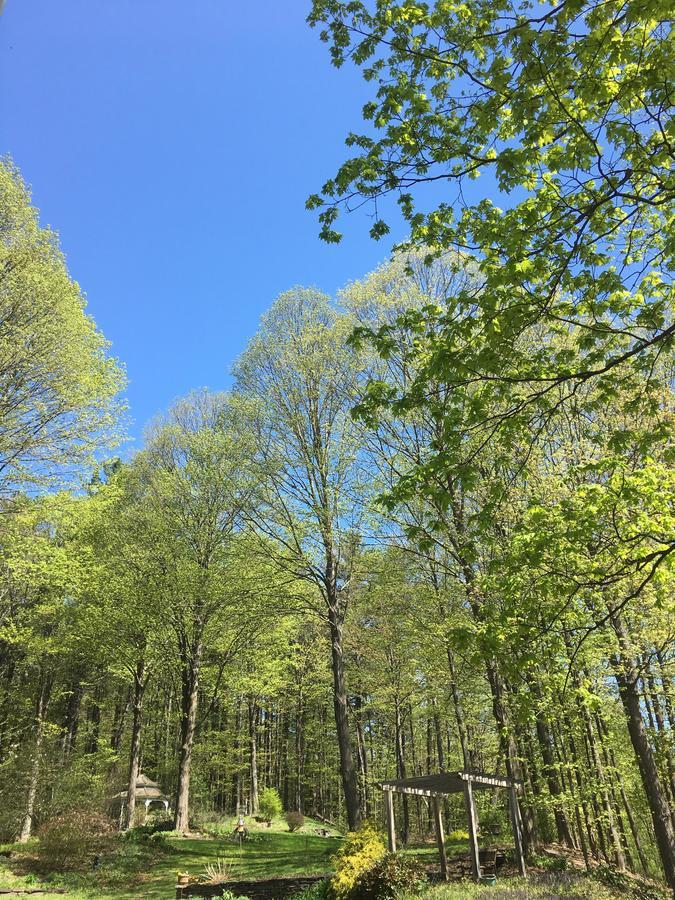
0 817 342 898
1 825 667 900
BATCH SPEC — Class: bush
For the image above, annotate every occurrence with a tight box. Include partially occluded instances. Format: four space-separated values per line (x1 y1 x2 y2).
447 829 469 842
37 810 114 872
530 851 569 872
286 810 305 832
292 880 330 900
258 787 283 825
356 853 427 899
328 822 386 899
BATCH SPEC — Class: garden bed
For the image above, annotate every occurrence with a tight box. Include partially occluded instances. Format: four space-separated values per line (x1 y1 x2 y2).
175 873 327 899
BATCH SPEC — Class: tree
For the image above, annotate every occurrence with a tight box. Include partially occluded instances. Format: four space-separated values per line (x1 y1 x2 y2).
140 390 258 833
234 288 370 829
307 0 673 464
0 159 124 496
258 786 282 825
82 464 172 830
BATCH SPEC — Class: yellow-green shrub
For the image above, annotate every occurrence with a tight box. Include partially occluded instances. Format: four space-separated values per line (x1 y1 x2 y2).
328 822 386 899
448 829 469 842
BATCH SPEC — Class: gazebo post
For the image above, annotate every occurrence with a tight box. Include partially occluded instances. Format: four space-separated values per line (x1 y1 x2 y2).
508 784 527 877
432 796 449 881
384 789 396 853
462 777 481 881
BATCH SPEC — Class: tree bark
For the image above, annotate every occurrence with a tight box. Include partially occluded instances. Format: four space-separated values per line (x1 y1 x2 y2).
110 684 131 754
530 682 574 847
327 600 360 829
394 696 409 844
123 660 146 830
248 699 259 813
354 692 371 818
295 688 305 814
610 629 675 889
615 652 675 890
18 670 51 843
174 637 203 833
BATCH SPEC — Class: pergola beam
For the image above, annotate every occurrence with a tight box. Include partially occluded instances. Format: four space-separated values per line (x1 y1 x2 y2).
379 785 448 798
432 797 449 881
462 778 481 881
508 784 527 877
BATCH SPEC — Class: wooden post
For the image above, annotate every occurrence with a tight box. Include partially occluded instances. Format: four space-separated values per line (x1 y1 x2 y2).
432 796 449 881
508 784 527 877
385 789 396 852
463 777 481 881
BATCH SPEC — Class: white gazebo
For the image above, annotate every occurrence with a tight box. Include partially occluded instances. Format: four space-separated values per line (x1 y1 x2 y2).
112 773 170 824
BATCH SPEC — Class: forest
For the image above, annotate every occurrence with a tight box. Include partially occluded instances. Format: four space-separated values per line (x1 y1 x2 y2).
0 0 673 898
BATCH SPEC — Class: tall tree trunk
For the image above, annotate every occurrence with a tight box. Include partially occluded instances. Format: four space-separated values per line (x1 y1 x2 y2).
18 670 51 843
174 638 203 833
644 656 675 825
432 703 446 772
596 713 649 874
530 682 574 847
580 698 625 869
484 658 536 850
446 649 471 769
110 684 131 754
354 692 371 818
232 698 243 813
249 699 259 813
295 691 305 814
656 650 674 730
123 660 146 830
610 622 675 889
450 500 537 851
394 696 409 844
84 682 103 754
327 599 360 829
61 679 84 760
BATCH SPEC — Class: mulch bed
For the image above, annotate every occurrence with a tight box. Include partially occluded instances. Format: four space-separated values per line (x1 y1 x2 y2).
175 873 328 899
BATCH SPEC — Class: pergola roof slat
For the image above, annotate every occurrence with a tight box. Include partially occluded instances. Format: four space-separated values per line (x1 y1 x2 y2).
379 770 516 796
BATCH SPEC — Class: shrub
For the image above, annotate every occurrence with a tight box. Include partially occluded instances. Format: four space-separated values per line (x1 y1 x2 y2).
447 829 469 842
356 853 427 899
292 880 329 900
148 816 174 833
286 810 305 832
328 822 386 899
258 787 283 825
530 851 569 873
37 810 114 872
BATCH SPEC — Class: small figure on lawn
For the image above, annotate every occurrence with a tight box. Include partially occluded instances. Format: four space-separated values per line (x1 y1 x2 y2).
233 814 249 845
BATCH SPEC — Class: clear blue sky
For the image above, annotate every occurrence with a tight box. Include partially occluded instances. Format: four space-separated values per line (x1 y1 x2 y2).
0 1 401 447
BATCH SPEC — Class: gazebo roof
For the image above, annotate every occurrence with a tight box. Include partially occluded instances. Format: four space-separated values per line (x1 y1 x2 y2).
379 770 517 798
113 772 169 802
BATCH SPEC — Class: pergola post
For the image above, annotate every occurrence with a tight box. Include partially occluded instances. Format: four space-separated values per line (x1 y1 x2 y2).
508 784 527 877
432 796 449 881
463 777 481 881
384 789 396 853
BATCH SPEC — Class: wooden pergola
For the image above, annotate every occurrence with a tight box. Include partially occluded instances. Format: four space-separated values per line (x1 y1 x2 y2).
379 771 527 882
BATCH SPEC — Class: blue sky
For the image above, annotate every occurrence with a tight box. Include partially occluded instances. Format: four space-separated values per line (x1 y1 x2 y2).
0 1 403 448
